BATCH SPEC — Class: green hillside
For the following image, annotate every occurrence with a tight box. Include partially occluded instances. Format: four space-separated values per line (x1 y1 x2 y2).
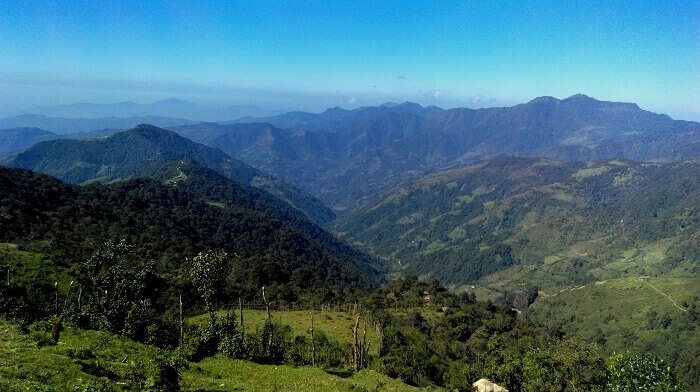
527 277 700 390
335 157 699 294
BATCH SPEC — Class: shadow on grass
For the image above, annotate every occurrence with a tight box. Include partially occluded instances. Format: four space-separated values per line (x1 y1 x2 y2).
324 367 353 378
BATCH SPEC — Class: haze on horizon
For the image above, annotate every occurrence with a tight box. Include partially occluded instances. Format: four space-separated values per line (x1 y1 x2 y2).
1 0 698 120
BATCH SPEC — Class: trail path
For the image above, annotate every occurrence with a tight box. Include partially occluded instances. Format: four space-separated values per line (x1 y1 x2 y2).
643 281 688 313
537 277 689 314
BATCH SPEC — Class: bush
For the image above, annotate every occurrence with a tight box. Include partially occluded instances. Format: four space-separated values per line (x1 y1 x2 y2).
148 352 187 392
181 324 219 362
606 351 685 392
217 313 245 359
73 379 115 392
29 319 58 347
284 336 312 366
67 347 96 360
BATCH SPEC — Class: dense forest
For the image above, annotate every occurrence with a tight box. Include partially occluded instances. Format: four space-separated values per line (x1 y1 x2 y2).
0 164 378 316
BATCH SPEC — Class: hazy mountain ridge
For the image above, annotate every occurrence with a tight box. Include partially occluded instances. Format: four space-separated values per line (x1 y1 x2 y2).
178 94 700 211
333 157 699 293
0 124 335 225
0 127 58 156
0 114 197 134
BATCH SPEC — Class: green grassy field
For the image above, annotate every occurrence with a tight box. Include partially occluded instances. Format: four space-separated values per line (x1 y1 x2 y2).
182 358 438 391
0 243 74 295
0 318 161 391
527 276 700 390
189 310 381 355
0 318 436 391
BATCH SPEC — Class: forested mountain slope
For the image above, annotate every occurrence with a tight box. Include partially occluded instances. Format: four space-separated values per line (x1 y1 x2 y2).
0 124 335 224
334 157 699 294
177 95 700 211
0 165 379 303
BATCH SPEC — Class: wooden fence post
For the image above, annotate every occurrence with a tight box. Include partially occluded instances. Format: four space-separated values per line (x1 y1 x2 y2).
179 294 184 346
239 297 244 341
353 315 360 371
311 312 316 367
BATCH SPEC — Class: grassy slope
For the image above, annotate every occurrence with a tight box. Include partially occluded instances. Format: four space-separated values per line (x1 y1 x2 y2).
0 318 160 391
527 276 700 390
0 318 435 392
189 310 380 356
1 243 71 285
183 358 436 391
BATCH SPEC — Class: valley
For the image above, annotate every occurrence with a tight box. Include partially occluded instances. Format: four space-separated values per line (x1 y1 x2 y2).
1 97 698 391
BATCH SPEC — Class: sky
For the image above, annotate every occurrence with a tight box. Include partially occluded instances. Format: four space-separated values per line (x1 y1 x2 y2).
1 0 698 119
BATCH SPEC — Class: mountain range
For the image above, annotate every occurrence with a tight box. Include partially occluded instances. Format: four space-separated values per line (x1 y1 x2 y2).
175 94 700 211
0 124 335 225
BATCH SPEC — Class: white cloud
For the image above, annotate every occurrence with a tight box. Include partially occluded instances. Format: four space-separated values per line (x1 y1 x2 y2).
348 96 357 104
432 89 441 99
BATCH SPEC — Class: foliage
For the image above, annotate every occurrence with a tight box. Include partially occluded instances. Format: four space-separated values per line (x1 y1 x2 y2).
188 249 231 329
605 351 685 392
0 164 377 319
217 312 245 359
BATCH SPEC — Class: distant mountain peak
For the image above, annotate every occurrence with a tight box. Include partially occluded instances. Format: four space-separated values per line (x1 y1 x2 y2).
395 101 423 108
153 97 193 105
564 93 598 102
528 96 560 104
128 123 173 137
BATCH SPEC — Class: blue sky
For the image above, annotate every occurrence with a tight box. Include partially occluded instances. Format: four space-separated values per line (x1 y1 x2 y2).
1 0 698 119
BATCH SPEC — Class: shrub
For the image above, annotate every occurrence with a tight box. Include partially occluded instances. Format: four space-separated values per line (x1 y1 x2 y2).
67 347 96 360
29 320 58 347
181 324 219 362
606 351 685 392
217 312 245 359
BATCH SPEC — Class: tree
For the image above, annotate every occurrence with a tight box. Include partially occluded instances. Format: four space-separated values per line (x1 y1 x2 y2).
189 249 231 329
606 351 685 392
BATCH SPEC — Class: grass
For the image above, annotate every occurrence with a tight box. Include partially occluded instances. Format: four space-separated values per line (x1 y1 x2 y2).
0 244 73 290
527 276 700 391
528 277 698 346
188 310 380 355
182 357 439 391
0 318 161 391
0 317 435 391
